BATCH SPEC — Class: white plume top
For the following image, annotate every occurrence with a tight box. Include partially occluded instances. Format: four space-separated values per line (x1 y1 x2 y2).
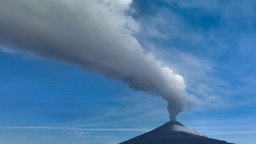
0 0 198 120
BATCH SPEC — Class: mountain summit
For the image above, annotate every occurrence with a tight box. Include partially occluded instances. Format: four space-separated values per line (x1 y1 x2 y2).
120 121 234 144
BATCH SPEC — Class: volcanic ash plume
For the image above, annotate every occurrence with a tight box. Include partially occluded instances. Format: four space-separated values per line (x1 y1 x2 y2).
0 0 197 121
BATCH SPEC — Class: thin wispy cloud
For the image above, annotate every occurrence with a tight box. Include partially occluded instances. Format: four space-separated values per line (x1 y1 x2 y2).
0 126 149 132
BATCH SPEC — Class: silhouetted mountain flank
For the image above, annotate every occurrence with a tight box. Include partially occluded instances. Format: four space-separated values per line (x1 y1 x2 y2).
120 121 234 144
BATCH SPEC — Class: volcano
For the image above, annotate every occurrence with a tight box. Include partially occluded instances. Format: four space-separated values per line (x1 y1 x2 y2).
120 121 234 144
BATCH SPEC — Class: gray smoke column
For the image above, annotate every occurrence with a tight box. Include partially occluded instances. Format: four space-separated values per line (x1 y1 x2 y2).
0 0 197 121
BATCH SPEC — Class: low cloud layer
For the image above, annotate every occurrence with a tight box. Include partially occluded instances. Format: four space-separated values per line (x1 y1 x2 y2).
0 0 197 121
0 126 149 132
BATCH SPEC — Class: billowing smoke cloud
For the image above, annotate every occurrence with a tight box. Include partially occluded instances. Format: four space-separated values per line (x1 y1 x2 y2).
0 0 197 121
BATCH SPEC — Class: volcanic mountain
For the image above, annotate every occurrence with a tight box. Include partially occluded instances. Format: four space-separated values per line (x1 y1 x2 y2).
120 121 234 144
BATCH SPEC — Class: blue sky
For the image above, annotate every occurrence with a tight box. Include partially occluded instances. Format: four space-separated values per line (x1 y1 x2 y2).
1 0 256 144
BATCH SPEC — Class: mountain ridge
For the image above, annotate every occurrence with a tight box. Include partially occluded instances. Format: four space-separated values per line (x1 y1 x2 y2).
120 121 234 144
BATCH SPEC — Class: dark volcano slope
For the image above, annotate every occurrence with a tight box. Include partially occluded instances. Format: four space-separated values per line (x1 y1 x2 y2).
120 121 234 144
